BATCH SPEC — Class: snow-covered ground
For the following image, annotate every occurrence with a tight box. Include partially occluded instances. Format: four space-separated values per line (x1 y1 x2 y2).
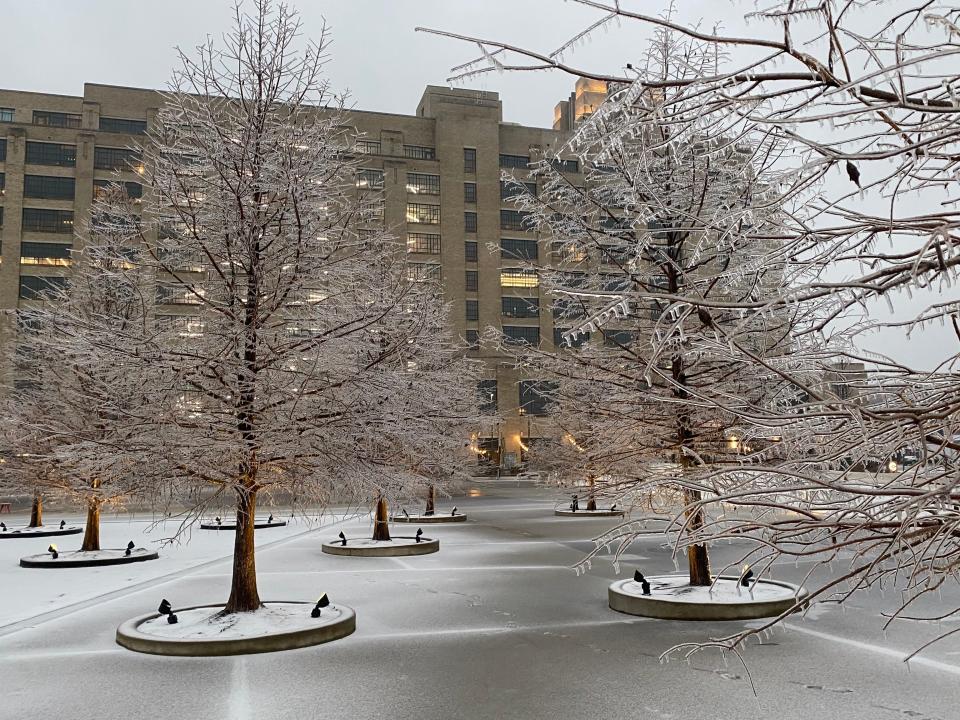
0 482 958 720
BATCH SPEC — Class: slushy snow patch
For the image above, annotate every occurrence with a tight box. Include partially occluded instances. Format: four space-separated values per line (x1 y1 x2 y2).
138 603 344 640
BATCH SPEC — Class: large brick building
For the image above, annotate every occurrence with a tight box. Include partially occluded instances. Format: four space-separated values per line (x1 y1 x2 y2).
0 82 599 469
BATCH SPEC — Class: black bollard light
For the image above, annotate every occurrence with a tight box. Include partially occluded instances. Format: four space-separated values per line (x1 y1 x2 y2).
610 504 617 512
59 520 66 529
338 531 347 546
740 566 754 587
311 593 330 618
125 541 135 557
48 544 58 559
215 516 222 527
634 570 651 595
415 528 423 543
268 513 274 524
167 613 178 625
158 598 172 615
1 522 6 532
451 506 458 516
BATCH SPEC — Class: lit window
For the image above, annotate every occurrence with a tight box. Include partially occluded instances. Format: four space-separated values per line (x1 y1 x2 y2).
500 268 538 288
357 169 384 189
356 140 381 155
21 208 74 234
406 173 440 195
20 242 72 266
407 263 441 282
406 233 441 254
406 203 440 224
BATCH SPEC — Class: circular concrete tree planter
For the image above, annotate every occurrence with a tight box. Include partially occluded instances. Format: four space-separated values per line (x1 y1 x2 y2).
608 574 808 621
321 536 439 557
20 547 159 568
0 525 83 539
554 508 625 518
391 512 466 524
199 518 287 530
116 601 356 656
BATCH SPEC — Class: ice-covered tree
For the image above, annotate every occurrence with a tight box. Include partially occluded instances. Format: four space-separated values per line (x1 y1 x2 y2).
71 0 481 613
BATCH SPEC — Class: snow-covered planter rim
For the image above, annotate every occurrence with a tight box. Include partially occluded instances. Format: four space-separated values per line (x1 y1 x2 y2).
19 547 159 569
391 513 467 523
608 574 809 621
0 525 83 539
554 508 626 517
116 602 356 657
199 519 288 530
321 536 440 557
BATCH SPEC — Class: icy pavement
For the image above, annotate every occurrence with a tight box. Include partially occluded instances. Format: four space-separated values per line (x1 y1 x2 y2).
0 481 958 720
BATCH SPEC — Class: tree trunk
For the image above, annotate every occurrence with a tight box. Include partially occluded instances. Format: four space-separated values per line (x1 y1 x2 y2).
28 492 43 528
224 486 262 613
425 485 435 516
80 502 101 552
372 495 391 541
684 488 711 586
586 476 597 511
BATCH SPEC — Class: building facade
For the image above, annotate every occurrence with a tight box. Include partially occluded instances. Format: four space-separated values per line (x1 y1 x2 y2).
0 83 594 469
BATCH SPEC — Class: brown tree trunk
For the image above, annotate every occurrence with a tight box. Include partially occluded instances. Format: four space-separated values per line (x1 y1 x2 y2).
586 476 597 511
80 501 101 552
372 495 391 541
684 488 711 586
425 485 435 516
224 485 262 613
28 492 43 528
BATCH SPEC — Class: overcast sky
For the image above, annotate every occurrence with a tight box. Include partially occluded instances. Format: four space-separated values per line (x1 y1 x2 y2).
1 0 951 370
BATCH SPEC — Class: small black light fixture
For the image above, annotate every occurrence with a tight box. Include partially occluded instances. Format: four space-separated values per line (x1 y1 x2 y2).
125 541 135 557
267 513 274 524
311 593 330 618
338 531 347 546
415 528 423 543
610 504 617 512
1 522 6 532
215 516 222 527
402 508 410 519
570 494 579 512
48 544 59 559
158 599 172 615
59 520 66 529
167 613 179 624
740 565 754 587
451 506 458 516
634 570 651 595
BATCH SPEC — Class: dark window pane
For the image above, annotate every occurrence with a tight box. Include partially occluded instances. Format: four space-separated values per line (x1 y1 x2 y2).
25 142 76 167
22 208 74 234
404 145 436 160
464 212 477 233
464 182 477 203
99 117 147 134
554 327 589 348
465 242 478 262
501 297 539 318
465 270 478 292
499 154 529 169
519 380 556 415
466 300 479 321
464 148 477 173
32 111 81 128
500 209 534 232
23 175 75 200
478 379 497 413
503 325 540 346
500 238 538 260
19 275 68 299
94 146 141 171
93 179 143 199
357 169 384 189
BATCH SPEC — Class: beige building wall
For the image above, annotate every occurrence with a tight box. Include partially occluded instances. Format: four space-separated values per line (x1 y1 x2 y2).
0 82 586 469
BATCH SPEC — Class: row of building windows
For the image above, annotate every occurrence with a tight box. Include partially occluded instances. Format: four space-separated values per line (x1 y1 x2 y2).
354 141 436 160
14 141 141 170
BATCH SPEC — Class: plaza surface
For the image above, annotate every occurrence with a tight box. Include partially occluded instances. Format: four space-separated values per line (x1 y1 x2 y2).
1 479 957 720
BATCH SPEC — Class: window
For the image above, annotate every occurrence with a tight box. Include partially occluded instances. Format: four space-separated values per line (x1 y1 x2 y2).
600 274 631 292
23 175 75 200
0 108 13 122
464 148 477 173
0 173 4 193
25 142 76 167
464 212 477 233
500 268 538 288
355 140 381 155
554 327 589 348
465 241 478 262
478 379 497 413
502 296 539 318
93 179 143 199
0 139 6 162
465 270 478 292
466 330 480 350
500 180 537 200
499 154 529 169
464 182 477 203
404 145 436 160
33 111 81 128
466 300 479 321
406 232 441 254
503 326 540 346
500 209 534 232
406 172 440 195
22 208 74 234
156 283 202 305
501 238 538 260
20 242 72 266
603 329 634 346
99 117 147 134
95 147 141 171
407 262 441 281
519 380 556 415
0 208 4 227
406 203 440 224
551 241 588 263
156 315 205 336
553 298 585 319
551 158 580 173
357 169 384 189
19 276 68 299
